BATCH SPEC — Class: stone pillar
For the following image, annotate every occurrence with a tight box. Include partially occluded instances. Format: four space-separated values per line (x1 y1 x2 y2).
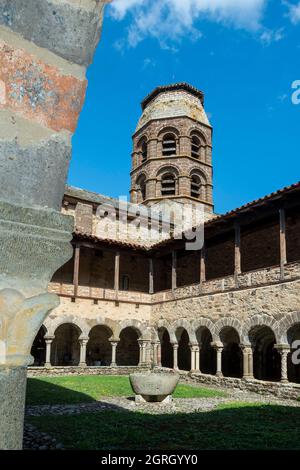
276 344 290 383
212 343 223 377
157 342 162 367
190 344 200 372
44 336 54 368
195 346 200 372
138 340 146 366
190 345 195 371
0 0 110 449
241 345 252 379
79 338 88 367
248 348 254 378
110 341 118 367
152 342 160 367
172 343 179 370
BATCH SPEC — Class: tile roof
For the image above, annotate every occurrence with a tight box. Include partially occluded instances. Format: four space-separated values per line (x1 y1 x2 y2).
141 82 205 110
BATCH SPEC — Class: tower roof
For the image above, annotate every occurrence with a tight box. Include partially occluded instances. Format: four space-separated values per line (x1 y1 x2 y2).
141 83 205 110
136 82 210 133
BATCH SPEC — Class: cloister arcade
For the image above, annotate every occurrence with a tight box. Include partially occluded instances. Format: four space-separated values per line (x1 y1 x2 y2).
30 315 300 385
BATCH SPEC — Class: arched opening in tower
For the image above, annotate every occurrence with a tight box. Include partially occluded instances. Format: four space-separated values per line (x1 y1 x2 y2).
51 323 81 366
86 325 113 366
116 327 140 366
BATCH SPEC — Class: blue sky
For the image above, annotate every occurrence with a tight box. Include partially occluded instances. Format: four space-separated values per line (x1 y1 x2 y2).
69 0 300 214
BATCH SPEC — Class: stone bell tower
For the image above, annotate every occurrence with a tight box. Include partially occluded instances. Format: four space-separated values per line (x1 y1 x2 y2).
130 83 214 214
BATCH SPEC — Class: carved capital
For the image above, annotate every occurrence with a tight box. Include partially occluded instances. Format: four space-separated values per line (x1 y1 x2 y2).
0 288 58 367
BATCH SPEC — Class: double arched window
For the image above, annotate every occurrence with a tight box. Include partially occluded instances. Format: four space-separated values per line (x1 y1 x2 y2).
162 134 177 157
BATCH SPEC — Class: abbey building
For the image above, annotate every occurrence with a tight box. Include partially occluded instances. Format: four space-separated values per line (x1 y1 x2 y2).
29 83 300 392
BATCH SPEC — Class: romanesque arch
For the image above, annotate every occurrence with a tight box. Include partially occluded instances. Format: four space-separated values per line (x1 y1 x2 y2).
50 323 81 366
219 326 243 378
44 315 90 339
158 326 173 368
175 326 191 371
86 325 113 367
213 317 244 343
194 319 215 374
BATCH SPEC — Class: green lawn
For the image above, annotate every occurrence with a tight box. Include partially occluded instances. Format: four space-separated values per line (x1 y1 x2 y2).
26 375 226 406
27 402 300 450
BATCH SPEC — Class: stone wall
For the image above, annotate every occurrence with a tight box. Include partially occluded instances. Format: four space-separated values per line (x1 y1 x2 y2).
28 366 147 377
183 373 300 400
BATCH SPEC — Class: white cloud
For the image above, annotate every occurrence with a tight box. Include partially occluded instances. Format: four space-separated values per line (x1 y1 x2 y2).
110 0 268 47
260 28 285 46
284 1 300 24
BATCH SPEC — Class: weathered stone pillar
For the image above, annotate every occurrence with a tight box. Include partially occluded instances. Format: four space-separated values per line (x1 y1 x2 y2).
0 0 110 449
276 344 290 383
44 336 54 368
138 340 146 366
152 342 160 367
190 344 199 372
110 341 118 367
157 342 162 367
195 345 200 372
79 338 88 367
172 343 179 370
241 345 252 379
212 342 223 377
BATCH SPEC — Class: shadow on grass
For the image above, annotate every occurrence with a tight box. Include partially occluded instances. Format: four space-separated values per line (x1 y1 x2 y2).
26 400 300 450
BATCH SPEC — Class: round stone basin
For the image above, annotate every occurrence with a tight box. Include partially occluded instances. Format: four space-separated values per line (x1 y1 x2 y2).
129 372 180 403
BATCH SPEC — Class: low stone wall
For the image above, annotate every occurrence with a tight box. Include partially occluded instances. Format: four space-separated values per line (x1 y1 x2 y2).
184 372 300 400
27 366 149 378
28 367 300 400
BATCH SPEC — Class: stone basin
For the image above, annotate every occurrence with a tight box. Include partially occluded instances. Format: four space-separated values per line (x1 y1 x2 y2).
129 372 180 403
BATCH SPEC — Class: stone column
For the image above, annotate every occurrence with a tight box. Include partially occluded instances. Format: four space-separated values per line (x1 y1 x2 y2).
157 342 162 367
190 345 195 371
138 340 145 366
0 0 110 450
195 345 200 372
110 341 118 367
152 342 160 367
241 345 252 379
172 343 179 370
276 344 290 383
44 336 54 368
248 348 254 378
79 338 88 367
212 342 223 377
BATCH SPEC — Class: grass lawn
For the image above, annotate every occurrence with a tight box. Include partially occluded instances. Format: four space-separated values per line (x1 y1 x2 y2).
27 402 300 450
26 375 226 406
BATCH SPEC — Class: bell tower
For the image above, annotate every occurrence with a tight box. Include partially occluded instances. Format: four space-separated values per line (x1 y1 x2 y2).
130 83 214 214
